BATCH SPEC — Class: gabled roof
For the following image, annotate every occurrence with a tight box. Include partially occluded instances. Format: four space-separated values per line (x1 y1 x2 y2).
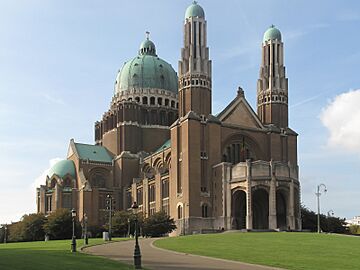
68 139 113 163
217 92 265 129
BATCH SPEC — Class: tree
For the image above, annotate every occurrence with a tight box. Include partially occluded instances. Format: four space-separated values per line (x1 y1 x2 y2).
349 225 360 234
109 210 143 237
43 208 81 240
111 211 132 237
8 222 25 242
142 211 176 237
21 213 47 241
301 205 346 233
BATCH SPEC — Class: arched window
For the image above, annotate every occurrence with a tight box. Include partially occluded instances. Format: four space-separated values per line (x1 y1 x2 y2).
177 205 183 219
150 97 155 105
202 204 208 218
222 137 256 164
135 96 140 103
50 179 57 188
171 100 175 108
63 178 72 188
142 96 148 105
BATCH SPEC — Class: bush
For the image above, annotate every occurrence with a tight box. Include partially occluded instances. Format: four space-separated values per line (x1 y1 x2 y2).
43 208 81 240
142 211 176 237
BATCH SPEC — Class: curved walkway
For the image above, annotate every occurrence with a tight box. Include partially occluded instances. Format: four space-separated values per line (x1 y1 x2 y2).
83 238 283 270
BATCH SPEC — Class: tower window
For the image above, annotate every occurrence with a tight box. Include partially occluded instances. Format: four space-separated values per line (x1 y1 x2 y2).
202 204 208 218
177 205 183 219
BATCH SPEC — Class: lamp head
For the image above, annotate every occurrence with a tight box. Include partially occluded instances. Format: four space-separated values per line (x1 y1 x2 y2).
71 208 76 217
131 201 138 210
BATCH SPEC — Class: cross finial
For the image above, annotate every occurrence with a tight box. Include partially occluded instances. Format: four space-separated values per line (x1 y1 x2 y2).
145 31 150 40
270 24 275 28
193 1 198 4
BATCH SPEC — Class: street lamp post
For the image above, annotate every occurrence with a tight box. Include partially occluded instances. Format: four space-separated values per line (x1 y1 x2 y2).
4 224 7 244
71 208 77 252
132 202 142 269
127 218 131 238
106 194 115 241
84 213 88 245
315 184 327 233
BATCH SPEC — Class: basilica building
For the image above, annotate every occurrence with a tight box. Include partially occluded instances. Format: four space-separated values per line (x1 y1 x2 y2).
37 2 301 235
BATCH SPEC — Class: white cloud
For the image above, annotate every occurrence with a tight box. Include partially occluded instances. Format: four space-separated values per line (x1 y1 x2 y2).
320 89 360 154
32 157 62 190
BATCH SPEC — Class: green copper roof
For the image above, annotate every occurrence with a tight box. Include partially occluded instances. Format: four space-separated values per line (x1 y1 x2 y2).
263 25 282 42
139 39 156 56
154 139 171 153
185 1 205 19
74 143 113 163
114 38 178 95
48 160 76 179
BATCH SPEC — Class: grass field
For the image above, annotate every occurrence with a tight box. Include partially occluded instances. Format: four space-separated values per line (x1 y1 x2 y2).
154 232 360 270
0 238 134 270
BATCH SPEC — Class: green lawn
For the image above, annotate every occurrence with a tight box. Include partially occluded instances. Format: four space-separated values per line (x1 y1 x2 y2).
0 238 134 270
155 232 360 270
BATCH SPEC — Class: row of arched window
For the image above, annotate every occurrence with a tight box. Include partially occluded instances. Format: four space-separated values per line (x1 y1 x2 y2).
122 96 179 108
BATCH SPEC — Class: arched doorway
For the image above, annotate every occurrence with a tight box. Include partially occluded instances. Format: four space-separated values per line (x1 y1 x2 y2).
276 190 287 230
252 188 269 229
231 190 246 229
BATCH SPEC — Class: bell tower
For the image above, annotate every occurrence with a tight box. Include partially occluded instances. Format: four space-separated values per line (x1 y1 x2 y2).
178 1 212 117
257 25 288 128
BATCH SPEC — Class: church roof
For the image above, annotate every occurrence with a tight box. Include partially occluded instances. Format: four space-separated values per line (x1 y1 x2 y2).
114 37 178 96
48 159 75 179
154 139 171 153
73 142 113 163
185 1 205 19
263 25 282 42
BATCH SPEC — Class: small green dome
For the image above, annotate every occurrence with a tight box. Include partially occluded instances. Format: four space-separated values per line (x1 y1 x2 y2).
114 38 178 95
48 160 76 179
263 25 282 42
185 1 205 19
139 39 156 56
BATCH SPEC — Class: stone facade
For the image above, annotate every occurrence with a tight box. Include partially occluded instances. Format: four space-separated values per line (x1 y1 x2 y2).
37 2 301 235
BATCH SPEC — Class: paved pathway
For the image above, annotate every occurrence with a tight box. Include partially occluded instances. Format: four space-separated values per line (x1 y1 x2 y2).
84 238 283 270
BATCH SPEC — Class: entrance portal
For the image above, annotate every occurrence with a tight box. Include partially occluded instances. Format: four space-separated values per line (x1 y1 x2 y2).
231 190 246 229
252 188 269 229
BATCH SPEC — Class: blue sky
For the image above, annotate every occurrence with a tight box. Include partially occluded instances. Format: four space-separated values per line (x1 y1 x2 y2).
1 0 360 224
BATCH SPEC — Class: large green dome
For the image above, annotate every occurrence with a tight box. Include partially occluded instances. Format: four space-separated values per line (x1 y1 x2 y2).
263 25 282 42
48 160 76 179
185 1 205 19
114 38 178 95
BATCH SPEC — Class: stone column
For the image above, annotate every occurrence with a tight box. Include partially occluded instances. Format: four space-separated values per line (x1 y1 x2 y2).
288 180 295 230
268 161 277 229
223 163 232 230
245 160 253 229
